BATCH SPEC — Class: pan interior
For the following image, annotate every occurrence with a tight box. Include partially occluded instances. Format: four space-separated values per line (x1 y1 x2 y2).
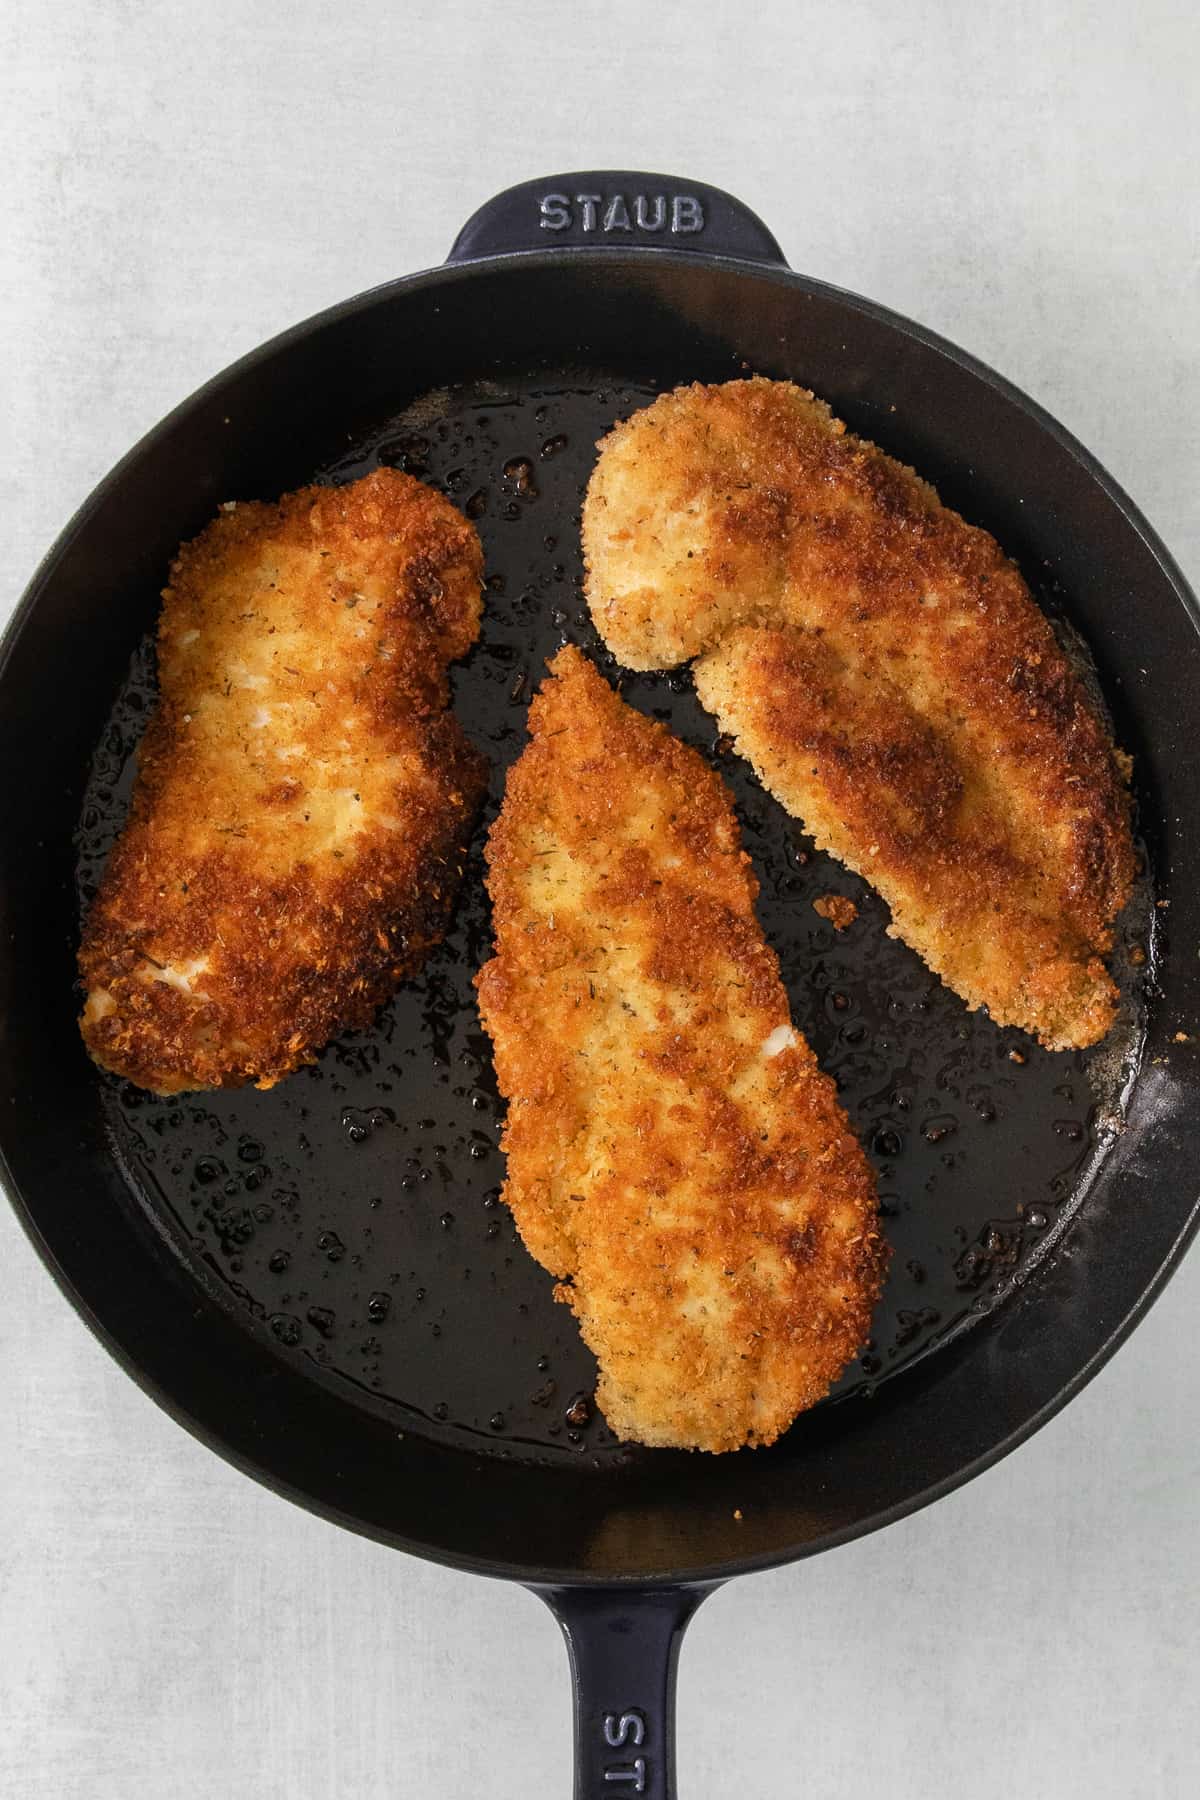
75 369 1151 1474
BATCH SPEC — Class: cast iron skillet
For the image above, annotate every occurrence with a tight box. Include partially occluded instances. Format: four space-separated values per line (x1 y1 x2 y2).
3 173 1199 1796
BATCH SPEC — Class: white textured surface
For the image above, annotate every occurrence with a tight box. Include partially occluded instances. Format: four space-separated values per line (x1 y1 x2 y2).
3 4 1199 1795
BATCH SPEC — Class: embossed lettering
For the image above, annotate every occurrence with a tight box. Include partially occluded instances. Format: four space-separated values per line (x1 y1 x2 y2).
671 195 705 233
539 193 571 231
604 1758 647 1791
603 1711 646 1748
540 191 705 237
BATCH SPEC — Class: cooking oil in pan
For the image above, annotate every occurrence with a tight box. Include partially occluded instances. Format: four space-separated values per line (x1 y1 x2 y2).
75 376 1152 1468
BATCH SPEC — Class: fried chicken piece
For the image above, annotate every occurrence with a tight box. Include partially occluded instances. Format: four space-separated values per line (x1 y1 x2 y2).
583 378 1134 1050
80 468 486 1094
474 646 885 1453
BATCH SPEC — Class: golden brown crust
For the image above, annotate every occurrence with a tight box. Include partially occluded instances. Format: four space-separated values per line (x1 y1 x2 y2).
79 468 486 1093
475 646 886 1453
583 378 1135 1050
813 893 858 931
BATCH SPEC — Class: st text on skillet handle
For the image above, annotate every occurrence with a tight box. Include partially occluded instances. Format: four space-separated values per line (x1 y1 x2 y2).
539 1585 712 1800
447 172 787 265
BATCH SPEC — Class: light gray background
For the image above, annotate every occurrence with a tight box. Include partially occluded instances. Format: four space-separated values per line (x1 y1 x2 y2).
4 3 1198 1795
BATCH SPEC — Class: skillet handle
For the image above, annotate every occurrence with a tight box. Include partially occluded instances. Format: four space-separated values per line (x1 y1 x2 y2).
447 172 787 265
537 1584 713 1799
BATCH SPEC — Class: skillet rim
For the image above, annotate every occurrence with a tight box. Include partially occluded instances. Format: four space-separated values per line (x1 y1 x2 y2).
7 248 1200 689
5 1148 1199 1589
3 245 1199 1587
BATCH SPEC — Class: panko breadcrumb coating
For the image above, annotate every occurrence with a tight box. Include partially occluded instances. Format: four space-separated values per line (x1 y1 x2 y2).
80 468 486 1093
582 378 1134 1050
813 894 859 931
475 646 885 1453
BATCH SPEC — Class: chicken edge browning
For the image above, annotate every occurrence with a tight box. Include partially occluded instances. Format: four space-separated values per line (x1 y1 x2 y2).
582 378 1135 1052
79 468 486 1095
475 645 886 1453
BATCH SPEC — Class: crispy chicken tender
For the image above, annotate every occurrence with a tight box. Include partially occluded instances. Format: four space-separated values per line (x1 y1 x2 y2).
583 378 1135 1050
80 469 486 1094
475 647 885 1453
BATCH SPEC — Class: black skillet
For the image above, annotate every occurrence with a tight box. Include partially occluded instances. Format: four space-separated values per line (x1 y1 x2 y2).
3 173 1199 1797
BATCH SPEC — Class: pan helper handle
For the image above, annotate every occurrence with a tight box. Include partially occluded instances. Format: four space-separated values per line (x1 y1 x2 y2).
447 172 787 265
537 1585 714 1800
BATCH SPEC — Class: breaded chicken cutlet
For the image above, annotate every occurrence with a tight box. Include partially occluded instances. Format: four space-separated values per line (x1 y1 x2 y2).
80 468 486 1094
583 379 1135 1051
474 646 886 1453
